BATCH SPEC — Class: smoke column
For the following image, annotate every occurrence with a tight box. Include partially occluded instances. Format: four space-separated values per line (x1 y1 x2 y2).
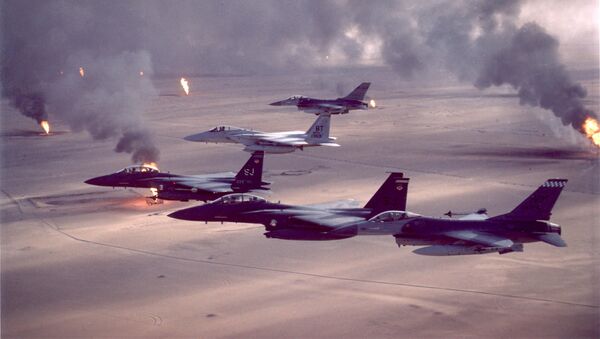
473 23 597 132
348 0 597 140
1 1 159 163
1 0 597 147
13 92 48 125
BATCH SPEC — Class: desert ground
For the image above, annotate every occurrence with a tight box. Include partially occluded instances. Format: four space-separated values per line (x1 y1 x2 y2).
1 66 598 338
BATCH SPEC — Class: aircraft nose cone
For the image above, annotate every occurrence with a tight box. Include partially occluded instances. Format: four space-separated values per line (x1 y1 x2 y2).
168 209 192 221
168 206 207 221
183 132 207 142
269 100 283 106
85 176 108 186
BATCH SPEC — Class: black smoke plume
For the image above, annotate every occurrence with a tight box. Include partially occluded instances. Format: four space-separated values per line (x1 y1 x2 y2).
375 0 597 139
1 0 596 147
1 1 159 163
474 23 597 132
13 92 48 124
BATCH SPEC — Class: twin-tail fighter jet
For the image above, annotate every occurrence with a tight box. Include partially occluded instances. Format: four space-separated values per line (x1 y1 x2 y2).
270 82 371 115
184 114 339 154
169 175 568 256
85 151 269 204
168 172 409 239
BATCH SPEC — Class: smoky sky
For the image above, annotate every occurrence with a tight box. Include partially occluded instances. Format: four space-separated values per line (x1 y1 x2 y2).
1 0 597 154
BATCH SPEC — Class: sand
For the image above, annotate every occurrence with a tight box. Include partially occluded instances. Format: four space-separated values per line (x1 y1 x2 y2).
1 67 598 338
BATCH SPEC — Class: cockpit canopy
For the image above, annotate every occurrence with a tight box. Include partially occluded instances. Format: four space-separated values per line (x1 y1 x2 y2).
118 164 159 174
369 210 420 222
286 95 306 100
211 193 266 205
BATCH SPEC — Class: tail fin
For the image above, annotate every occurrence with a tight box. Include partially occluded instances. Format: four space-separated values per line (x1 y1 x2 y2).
342 82 371 101
364 173 409 214
232 151 266 190
491 179 567 221
306 114 332 142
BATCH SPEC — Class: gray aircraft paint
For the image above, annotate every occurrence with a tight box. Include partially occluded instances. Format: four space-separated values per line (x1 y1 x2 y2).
85 151 268 202
184 114 339 154
169 176 567 256
270 82 371 115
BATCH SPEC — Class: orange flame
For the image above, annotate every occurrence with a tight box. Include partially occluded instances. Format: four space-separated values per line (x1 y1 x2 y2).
40 120 50 134
583 117 600 147
79 66 85 77
180 77 190 95
369 99 377 108
142 162 159 170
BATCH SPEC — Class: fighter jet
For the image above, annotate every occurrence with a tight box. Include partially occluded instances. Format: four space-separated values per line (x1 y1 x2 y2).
168 172 409 239
382 178 569 255
269 82 371 115
85 151 269 204
184 114 339 154
169 175 568 256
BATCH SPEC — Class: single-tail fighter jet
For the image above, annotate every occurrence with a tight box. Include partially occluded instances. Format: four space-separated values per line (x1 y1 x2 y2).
385 178 568 255
85 151 269 204
169 176 568 256
169 172 409 239
270 82 371 115
184 114 339 154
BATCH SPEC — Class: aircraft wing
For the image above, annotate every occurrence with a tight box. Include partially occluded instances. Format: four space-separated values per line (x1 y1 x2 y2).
289 211 365 229
152 176 234 193
459 213 489 220
305 199 362 209
316 103 345 113
249 209 363 229
444 230 515 249
230 132 309 147
259 137 308 146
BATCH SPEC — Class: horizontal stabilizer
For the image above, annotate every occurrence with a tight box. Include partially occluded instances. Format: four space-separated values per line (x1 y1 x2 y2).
536 233 567 247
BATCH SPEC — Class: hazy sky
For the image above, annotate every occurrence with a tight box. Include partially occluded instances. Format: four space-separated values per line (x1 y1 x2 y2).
1 0 598 162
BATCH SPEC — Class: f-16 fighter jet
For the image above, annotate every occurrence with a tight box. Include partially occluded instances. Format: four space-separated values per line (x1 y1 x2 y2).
385 178 568 256
184 114 339 154
85 151 269 204
169 175 568 256
270 82 371 115
168 172 409 239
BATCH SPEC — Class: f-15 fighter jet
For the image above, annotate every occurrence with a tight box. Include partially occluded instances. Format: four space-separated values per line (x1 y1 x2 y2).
269 82 371 115
168 172 409 239
85 151 269 204
169 175 568 256
184 114 339 154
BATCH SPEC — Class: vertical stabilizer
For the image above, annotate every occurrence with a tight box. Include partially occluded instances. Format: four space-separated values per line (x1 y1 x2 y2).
364 173 409 214
491 179 568 221
306 114 332 142
232 151 265 190
342 82 371 101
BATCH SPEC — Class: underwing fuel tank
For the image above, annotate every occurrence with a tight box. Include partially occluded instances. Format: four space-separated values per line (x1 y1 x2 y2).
264 228 355 241
243 145 296 154
412 244 524 256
